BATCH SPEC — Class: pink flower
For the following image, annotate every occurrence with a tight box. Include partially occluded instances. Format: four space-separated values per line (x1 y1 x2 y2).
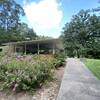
12 83 18 92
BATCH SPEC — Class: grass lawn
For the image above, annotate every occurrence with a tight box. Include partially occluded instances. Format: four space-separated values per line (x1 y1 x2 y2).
85 59 100 80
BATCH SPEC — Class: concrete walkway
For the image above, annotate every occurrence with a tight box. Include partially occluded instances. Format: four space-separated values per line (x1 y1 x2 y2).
57 58 100 100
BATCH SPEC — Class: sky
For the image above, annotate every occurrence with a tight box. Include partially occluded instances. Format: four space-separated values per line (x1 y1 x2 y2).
16 0 99 38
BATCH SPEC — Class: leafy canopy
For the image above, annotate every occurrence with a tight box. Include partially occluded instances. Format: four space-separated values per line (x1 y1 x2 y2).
62 10 100 58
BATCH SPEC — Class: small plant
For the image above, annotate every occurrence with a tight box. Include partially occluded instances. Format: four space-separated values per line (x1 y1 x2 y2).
54 52 66 68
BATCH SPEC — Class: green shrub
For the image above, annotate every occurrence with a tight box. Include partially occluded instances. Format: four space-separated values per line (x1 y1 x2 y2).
0 55 55 92
54 52 66 68
0 52 5 60
0 54 66 92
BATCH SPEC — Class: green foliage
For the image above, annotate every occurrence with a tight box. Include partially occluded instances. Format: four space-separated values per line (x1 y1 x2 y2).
0 0 37 43
54 52 66 68
0 52 5 62
85 59 100 80
0 0 25 43
36 35 53 40
18 23 37 41
0 0 25 30
0 55 55 92
62 9 100 58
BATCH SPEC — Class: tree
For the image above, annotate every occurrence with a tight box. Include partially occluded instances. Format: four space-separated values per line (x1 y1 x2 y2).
0 0 25 31
62 10 90 57
0 0 25 43
18 23 37 40
62 10 100 58
86 15 100 58
27 28 37 40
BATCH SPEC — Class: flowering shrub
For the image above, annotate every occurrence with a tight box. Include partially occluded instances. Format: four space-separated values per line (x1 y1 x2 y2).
0 55 55 92
0 54 65 92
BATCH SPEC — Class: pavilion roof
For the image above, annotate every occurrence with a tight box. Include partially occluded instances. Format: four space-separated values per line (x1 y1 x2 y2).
2 38 64 50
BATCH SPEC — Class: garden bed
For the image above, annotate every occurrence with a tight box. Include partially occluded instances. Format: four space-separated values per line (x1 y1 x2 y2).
0 54 65 100
0 66 65 100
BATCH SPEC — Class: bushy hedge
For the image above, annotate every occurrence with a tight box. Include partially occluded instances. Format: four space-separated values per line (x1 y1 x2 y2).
0 54 65 92
0 55 55 92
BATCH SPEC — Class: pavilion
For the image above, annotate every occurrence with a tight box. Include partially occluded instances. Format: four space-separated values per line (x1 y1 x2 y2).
2 39 64 55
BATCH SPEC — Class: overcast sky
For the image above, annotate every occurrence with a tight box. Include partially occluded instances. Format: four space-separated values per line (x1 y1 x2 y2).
16 0 99 38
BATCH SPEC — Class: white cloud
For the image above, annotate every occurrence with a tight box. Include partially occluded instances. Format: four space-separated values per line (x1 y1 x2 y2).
24 0 63 38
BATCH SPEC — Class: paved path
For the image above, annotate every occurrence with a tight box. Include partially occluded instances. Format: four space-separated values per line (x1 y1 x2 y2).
57 58 100 100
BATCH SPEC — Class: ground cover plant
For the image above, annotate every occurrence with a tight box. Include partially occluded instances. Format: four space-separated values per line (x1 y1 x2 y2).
0 54 65 93
85 59 100 80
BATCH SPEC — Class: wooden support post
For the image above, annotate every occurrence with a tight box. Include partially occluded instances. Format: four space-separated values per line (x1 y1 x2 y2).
37 43 40 55
52 44 55 55
24 43 26 55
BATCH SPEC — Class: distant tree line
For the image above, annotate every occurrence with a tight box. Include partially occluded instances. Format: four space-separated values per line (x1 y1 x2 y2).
61 10 100 58
0 0 37 44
